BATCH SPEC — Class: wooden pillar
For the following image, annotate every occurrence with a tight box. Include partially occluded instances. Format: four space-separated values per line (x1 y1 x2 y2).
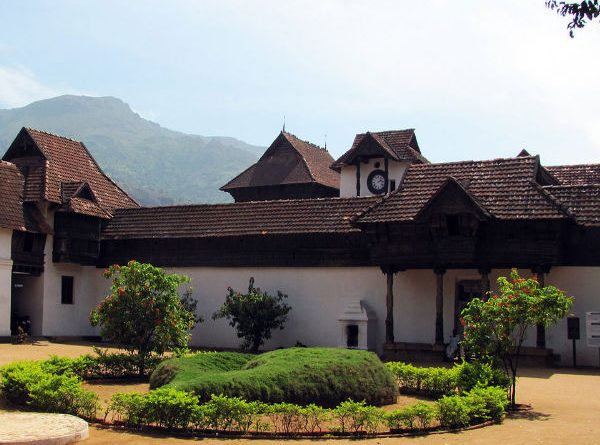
533 268 548 348
435 268 446 345
381 266 401 344
385 269 394 344
384 157 389 194
355 159 361 196
479 268 490 298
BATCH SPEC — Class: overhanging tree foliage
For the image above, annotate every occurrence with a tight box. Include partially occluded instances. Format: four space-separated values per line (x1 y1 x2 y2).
546 1 600 36
90 261 200 376
461 269 572 407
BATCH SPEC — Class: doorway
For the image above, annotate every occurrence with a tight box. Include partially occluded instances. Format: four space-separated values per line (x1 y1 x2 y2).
454 280 482 336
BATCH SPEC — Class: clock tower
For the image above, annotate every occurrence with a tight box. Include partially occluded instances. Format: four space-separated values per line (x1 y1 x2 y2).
331 129 428 197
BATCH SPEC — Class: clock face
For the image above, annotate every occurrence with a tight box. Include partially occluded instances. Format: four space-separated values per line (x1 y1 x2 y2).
367 169 387 194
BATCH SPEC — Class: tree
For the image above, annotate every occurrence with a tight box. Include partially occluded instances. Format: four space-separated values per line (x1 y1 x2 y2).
89 261 200 376
460 269 572 407
546 1 600 37
212 277 291 352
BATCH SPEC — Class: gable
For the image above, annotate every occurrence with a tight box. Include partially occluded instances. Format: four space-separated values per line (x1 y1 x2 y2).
2 128 46 162
415 177 490 222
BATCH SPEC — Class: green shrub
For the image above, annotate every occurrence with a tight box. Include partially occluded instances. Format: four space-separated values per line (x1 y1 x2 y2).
386 407 416 430
464 386 509 423
36 350 163 380
212 278 291 352
455 361 510 393
107 392 148 426
411 402 436 429
333 400 384 434
386 362 458 397
143 387 199 429
203 394 264 432
437 395 470 429
151 348 398 407
0 361 98 418
299 403 329 433
268 402 305 434
386 402 435 431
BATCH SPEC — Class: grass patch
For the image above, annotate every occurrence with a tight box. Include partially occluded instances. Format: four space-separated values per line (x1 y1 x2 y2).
149 348 398 407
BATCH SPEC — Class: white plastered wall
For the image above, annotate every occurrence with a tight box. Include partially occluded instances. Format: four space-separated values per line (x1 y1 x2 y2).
175 267 389 353
339 159 409 197
544 267 600 367
40 235 105 337
0 228 13 336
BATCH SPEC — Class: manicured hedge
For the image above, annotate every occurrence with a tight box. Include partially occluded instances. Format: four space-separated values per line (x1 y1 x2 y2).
107 387 509 434
385 361 510 397
150 348 398 407
0 361 98 418
42 348 163 380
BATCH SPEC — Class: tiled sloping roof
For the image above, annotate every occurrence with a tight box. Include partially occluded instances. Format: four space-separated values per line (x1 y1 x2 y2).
62 197 111 219
546 164 600 186
0 161 26 231
101 196 378 240
283 132 340 189
544 185 600 227
11 156 47 202
221 132 339 191
3 128 138 215
355 156 569 224
332 129 428 169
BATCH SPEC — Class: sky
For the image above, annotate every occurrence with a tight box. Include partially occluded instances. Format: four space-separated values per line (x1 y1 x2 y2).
0 0 599 164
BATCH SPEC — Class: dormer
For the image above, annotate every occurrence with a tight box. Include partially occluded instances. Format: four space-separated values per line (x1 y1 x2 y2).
331 129 428 197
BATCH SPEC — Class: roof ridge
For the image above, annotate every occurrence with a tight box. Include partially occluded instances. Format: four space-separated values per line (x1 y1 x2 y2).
409 155 538 168
282 131 327 151
25 127 82 144
79 141 139 208
544 183 600 189
548 163 600 168
115 195 379 212
531 180 574 219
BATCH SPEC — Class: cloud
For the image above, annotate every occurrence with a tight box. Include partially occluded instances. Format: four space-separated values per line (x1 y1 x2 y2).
0 65 80 109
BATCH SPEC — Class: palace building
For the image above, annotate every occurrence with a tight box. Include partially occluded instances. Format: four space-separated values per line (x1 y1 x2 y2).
1 126 599 366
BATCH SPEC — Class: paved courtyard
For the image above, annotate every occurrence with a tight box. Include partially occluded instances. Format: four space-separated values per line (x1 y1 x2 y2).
1 341 599 445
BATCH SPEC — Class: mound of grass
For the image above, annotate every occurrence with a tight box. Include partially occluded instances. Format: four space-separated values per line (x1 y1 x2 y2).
149 348 398 407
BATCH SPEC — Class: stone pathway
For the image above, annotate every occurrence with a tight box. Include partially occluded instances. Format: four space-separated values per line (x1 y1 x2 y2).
0 413 88 444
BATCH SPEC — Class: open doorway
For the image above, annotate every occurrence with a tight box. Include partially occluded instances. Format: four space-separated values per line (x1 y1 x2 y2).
454 280 482 337
11 272 44 336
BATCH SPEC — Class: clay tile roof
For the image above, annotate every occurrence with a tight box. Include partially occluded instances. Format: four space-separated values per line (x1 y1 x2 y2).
0 161 26 231
546 164 600 186
221 132 339 191
331 129 428 170
2 128 138 216
355 156 570 224
101 196 378 240
543 185 600 227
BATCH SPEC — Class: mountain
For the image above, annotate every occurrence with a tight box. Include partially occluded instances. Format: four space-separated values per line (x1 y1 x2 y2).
0 95 264 205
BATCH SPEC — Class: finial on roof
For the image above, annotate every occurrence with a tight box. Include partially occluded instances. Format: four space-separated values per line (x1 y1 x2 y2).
283 115 286 133
324 134 327 151
518 148 531 157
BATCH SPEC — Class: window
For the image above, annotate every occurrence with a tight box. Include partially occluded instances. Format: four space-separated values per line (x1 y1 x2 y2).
23 233 34 252
61 276 74 304
389 179 396 191
446 215 461 236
